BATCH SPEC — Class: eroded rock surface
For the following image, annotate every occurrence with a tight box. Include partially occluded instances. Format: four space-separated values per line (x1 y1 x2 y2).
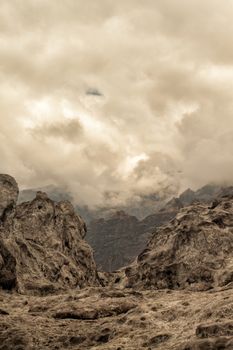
124 194 233 291
0 175 99 294
0 287 233 349
0 174 18 220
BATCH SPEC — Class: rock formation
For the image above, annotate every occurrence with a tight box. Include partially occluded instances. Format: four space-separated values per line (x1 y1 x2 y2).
1 175 233 349
0 174 99 294
124 192 233 291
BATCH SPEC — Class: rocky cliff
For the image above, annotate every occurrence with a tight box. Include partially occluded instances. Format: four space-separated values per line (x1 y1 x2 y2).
0 175 99 294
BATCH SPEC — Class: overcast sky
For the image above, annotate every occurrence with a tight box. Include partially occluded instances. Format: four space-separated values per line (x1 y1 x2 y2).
1 0 233 206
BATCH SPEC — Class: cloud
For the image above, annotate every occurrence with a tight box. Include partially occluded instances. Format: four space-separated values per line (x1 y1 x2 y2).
0 0 233 207
33 118 83 143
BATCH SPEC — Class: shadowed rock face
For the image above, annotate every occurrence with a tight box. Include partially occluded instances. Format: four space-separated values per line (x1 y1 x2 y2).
124 194 233 291
0 175 99 294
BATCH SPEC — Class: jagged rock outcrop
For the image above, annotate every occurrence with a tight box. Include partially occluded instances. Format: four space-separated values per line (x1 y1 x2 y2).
124 193 233 291
0 175 99 294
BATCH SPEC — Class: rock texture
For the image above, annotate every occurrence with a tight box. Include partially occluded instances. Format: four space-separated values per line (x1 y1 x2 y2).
0 175 99 294
0 286 233 349
0 174 18 220
1 175 233 349
124 193 233 291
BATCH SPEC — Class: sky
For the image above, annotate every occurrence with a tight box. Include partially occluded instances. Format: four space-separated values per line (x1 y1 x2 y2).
1 0 233 207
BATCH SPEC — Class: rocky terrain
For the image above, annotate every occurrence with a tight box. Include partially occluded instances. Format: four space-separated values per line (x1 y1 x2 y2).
1 285 233 349
0 175 99 295
88 185 226 271
1 175 233 349
19 183 225 272
19 187 179 271
123 190 233 291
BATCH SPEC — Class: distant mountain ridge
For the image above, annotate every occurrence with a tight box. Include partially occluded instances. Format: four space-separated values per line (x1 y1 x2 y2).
19 185 180 222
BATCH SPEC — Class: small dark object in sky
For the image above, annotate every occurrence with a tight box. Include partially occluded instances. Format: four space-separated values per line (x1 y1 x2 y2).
86 88 103 96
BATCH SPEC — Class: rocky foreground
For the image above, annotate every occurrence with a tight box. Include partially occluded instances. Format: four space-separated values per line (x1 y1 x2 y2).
1 285 233 349
0 175 233 349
